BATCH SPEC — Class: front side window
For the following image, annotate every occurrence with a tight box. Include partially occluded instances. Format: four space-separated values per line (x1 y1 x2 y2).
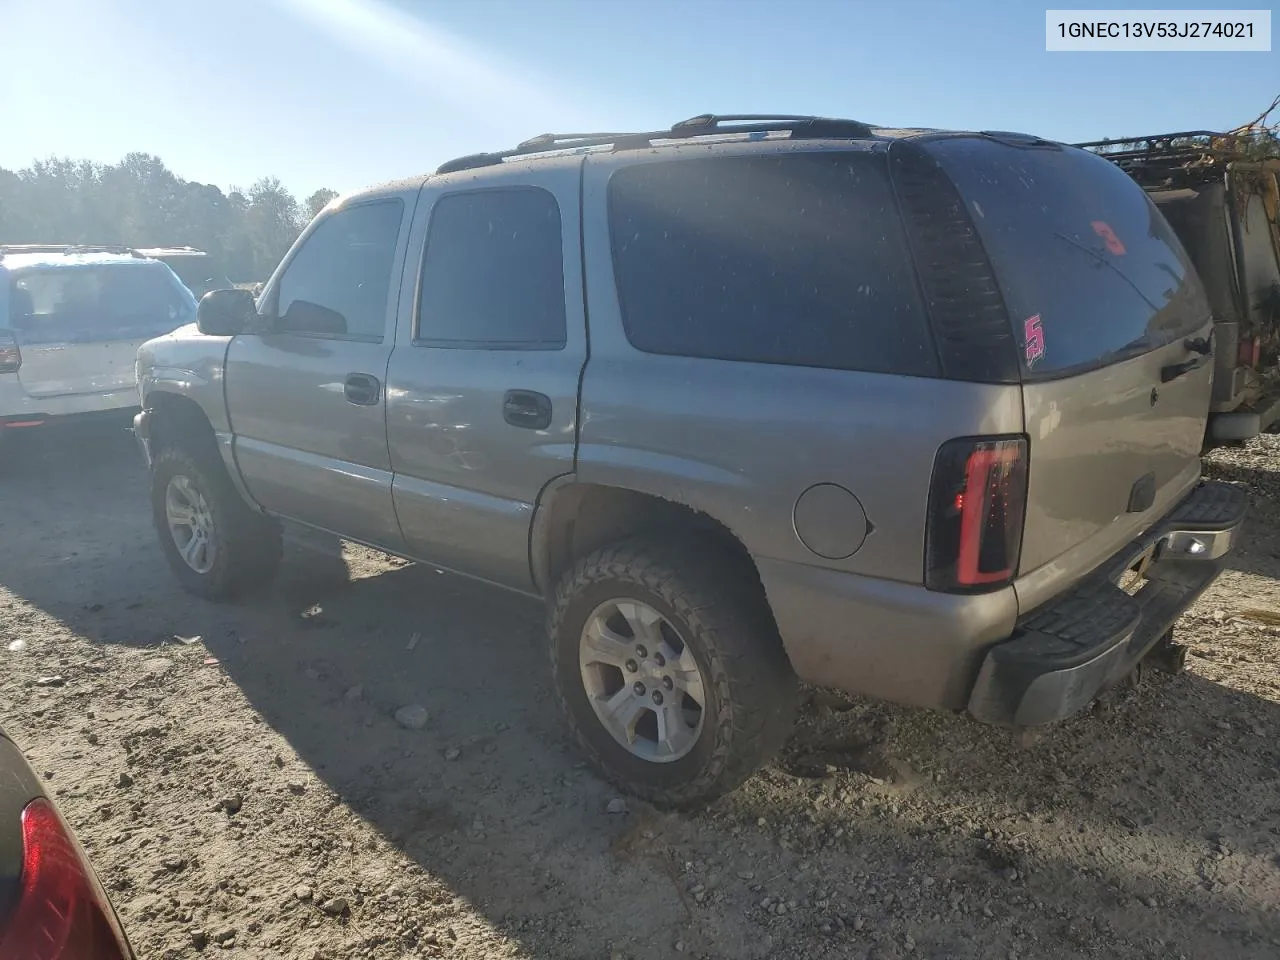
417 188 566 348
275 200 404 340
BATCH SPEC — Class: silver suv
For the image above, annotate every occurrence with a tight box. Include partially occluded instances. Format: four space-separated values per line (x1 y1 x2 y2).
134 114 1247 807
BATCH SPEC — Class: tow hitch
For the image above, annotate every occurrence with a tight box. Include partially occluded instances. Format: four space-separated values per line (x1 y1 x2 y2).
1144 628 1189 675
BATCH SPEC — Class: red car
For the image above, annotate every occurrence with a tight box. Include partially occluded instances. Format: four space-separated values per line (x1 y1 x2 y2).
0 728 134 958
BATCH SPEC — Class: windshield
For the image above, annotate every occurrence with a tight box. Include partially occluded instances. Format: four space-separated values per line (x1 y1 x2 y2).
8 261 197 345
926 136 1208 377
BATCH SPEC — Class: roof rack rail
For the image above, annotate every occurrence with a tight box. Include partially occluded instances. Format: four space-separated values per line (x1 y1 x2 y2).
436 113 876 175
132 245 205 254
668 113 873 139
1073 130 1227 153
1073 129 1273 189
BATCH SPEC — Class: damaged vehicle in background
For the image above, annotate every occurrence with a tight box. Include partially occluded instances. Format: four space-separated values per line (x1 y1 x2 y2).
0 245 197 460
1078 130 1280 448
132 246 235 300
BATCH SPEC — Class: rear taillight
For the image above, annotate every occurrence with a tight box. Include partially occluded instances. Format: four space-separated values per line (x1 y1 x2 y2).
0 331 19 374
1238 336 1261 369
926 436 1029 592
0 798 131 960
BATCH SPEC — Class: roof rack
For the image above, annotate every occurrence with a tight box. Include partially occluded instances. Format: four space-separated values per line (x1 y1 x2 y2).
132 245 207 255
436 113 877 174
1073 130 1238 159
1073 130 1261 187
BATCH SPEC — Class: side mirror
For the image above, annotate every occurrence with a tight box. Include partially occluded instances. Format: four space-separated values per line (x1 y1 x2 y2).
196 288 257 337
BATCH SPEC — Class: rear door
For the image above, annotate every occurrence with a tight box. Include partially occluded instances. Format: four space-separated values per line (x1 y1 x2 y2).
384 161 586 591
9 262 195 398
926 136 1213 593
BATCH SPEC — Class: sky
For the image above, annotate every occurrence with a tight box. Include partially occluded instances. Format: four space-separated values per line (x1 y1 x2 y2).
1 0 1276 199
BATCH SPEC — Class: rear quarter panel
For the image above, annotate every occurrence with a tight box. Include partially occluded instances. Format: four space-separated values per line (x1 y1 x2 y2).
578 150 1025 584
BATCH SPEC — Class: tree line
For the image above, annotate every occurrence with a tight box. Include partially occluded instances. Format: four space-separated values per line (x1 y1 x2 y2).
1 119 1274 284
0 153 337 282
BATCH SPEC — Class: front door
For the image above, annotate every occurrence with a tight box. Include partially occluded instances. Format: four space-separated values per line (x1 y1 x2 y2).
225 195 414 550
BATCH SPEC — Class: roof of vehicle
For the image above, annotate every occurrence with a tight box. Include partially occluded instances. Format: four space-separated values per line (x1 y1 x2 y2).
427 114 1053 177
0 247 165 273
339 115 1056 206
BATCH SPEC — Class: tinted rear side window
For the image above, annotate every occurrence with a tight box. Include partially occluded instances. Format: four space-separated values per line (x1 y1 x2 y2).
417 188 566 348
608 153 936 376
927 137 1206 376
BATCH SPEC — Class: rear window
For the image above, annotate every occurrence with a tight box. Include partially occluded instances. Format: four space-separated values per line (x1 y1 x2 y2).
927 137 1206 376
608 152 937 376
8 262 196 345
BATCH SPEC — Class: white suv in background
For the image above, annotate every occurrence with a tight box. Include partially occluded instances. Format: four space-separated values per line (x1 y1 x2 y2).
0 245 197 453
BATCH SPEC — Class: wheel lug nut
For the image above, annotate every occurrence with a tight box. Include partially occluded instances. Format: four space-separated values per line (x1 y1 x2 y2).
633 681 645 696
651 691 664 705
636 645 648 659
654 653 665 666
625 659 638 673
663 676 673 691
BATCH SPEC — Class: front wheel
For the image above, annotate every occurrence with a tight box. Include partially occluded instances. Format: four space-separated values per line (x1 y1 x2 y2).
549 538 798 809
150 446 281 600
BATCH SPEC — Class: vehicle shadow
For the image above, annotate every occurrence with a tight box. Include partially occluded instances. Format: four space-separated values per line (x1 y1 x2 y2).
3 427 1280 958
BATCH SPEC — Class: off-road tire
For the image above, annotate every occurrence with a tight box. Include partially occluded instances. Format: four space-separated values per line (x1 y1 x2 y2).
549 537 799 809
150 445 281 600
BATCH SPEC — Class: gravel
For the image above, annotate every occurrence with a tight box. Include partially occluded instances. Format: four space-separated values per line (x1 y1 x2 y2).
4 424 1280 959
393 704 429 730
318 897 348 916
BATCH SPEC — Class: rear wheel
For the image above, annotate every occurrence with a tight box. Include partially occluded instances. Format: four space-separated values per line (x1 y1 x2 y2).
150 445 280 600
549 538 798 808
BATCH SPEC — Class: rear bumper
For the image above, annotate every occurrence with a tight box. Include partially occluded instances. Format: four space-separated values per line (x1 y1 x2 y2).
968 479 1247 727
758 479 1246 722
132 407 152 467
1 406 139 433
0 380 140 430
1205 382 1280 444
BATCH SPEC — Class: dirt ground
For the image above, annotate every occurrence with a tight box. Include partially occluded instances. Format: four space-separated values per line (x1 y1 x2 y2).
2 423 1280 960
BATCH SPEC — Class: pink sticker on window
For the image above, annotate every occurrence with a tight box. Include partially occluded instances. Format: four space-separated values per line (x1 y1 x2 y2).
1091 220 1126 256
1024 314 1045 366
